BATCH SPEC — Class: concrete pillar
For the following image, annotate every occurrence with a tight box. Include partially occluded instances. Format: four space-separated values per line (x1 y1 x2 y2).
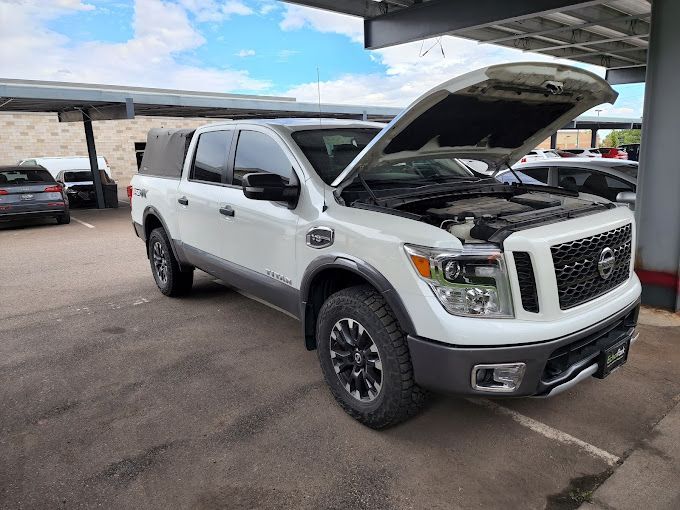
550 133 557 149
635 0 680 311
590 129 598 148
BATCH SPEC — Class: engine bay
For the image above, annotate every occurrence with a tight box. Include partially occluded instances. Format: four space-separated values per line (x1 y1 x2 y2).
347 185 613 245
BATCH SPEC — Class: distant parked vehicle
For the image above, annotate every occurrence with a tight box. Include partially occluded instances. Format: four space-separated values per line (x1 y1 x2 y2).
55 169 116 207
18 156 112 180
497 158 638 207
518 149 561 162
0 166 70 224
594 147 628 159
556 150 578 158
619 143 640 162
561 148 602 158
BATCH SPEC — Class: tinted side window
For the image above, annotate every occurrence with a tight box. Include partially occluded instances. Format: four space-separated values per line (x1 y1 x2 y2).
557 167 623 200
522 167 549 183
233 131 291 186
191 131 232 184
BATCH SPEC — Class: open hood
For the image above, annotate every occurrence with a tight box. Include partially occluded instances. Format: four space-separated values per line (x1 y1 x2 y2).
332 62 617 192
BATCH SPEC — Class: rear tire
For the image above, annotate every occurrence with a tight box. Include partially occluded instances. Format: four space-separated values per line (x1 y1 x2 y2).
148 227 193 296
316 284 429 429
56 212 70 224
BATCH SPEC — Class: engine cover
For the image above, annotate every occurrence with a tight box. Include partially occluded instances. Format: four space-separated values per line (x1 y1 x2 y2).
427 196 532 220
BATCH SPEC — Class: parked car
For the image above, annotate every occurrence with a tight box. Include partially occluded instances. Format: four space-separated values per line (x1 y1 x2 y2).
130 63 640 428
619 143 640 162
561 148 602 158
556 150 578 158
497 158 638 207
594 147 628 159
518 149 561 162
18 156 112 180
0 165 70 224
55 168 117 207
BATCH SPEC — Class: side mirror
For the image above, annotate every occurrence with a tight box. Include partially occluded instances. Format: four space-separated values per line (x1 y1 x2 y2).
242 172 299 208
616 191 636 205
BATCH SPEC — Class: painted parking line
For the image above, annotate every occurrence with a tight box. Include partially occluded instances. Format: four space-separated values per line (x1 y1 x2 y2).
467 398 621 466
72 217 95 229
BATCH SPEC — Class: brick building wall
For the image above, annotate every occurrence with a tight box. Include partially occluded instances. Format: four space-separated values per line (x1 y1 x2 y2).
0 112 220 185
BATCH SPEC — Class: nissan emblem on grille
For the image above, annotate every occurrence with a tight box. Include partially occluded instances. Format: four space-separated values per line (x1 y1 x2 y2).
306 226 334 249
597 247 616 280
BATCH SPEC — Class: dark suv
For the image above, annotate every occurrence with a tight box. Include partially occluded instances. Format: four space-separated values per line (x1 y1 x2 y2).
0 166 70 224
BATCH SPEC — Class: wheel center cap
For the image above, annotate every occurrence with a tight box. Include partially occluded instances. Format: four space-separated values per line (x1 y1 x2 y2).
354 351 363 365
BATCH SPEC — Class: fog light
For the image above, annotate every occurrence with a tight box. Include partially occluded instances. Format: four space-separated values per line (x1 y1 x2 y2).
471 363 526 393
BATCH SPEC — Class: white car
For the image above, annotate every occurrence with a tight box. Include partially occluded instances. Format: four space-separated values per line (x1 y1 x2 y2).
18 156 112 180
561 148 603 158
130 63 641 428
519 149 561 163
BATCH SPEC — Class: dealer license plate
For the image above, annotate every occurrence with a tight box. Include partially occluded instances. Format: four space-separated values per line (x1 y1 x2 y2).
595 336 630 378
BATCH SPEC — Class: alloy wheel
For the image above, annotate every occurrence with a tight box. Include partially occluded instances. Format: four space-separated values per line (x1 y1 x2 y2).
330 318 383 402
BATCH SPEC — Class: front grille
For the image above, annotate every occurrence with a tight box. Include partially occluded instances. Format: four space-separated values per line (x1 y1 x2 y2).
551 224 632 309
513 252 539 313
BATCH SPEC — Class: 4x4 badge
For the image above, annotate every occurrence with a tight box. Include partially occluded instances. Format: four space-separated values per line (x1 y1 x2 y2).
306 226 334 249
597 247 616 280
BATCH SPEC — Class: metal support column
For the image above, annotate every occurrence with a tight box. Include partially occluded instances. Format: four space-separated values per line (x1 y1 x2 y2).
635 0 680 311
83 111 105 209
590 128 598 148
550 133 558 149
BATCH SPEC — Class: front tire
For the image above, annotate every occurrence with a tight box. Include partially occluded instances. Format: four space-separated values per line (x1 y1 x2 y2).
316 285 429 429
148 227 193 296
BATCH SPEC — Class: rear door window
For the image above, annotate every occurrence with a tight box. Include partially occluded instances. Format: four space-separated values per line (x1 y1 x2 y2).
557 167 623 199
190 130 233 184
233 130 292 186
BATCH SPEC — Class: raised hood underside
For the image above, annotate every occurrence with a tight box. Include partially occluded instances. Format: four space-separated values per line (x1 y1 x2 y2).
332 62 618 192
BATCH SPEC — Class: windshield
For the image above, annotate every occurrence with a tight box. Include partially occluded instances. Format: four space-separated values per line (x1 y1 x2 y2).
292 127 479 188
63 171 93 182
292 128 379 184
360 157 476 186
0 169 55 184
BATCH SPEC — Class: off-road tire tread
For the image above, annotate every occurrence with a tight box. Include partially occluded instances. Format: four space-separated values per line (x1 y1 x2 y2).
317 285 429 429
148 227 193 297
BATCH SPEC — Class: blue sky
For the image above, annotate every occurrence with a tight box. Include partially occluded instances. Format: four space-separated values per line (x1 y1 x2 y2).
1 0 645 116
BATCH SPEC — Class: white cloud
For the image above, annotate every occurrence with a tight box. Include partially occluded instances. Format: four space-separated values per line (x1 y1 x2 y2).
279 4 363 43
0 0 270 93
235 48 256 57
177 0 253 22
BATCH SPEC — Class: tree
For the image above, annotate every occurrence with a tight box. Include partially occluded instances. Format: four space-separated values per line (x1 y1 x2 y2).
602 129 641 147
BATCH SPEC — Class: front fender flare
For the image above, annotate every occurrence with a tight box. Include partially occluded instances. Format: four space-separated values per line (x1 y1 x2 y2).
299 254 416 350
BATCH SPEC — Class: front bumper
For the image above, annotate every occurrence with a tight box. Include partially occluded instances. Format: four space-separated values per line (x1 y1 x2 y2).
408 298 640 397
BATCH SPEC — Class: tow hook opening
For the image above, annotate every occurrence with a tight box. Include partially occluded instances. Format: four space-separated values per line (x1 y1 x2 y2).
472 363 526 392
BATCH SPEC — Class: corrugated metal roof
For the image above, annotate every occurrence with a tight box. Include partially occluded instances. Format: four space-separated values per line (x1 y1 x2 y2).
286 0 650 73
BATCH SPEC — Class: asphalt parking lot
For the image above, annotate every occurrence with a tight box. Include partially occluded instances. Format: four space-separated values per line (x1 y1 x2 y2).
1 206 679 509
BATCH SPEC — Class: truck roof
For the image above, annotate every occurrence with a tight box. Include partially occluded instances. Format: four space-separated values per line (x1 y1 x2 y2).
203 118 386 131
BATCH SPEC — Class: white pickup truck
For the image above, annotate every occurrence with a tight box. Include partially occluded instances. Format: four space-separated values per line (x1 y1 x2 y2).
131 63 641 428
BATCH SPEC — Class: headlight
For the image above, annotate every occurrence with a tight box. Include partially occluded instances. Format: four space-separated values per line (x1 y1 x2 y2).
404 244 514 318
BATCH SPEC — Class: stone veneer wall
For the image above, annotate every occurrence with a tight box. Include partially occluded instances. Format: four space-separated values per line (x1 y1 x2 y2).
0 112 220 185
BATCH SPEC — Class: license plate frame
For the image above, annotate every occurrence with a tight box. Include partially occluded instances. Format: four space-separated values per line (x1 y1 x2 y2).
594 335 630 379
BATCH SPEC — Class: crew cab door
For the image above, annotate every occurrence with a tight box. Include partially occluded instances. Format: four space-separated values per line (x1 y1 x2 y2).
217 127 300 298
177 128 235 256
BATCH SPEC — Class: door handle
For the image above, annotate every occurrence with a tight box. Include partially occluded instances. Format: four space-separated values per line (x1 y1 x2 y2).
178 196 189 206
219 205 235 217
